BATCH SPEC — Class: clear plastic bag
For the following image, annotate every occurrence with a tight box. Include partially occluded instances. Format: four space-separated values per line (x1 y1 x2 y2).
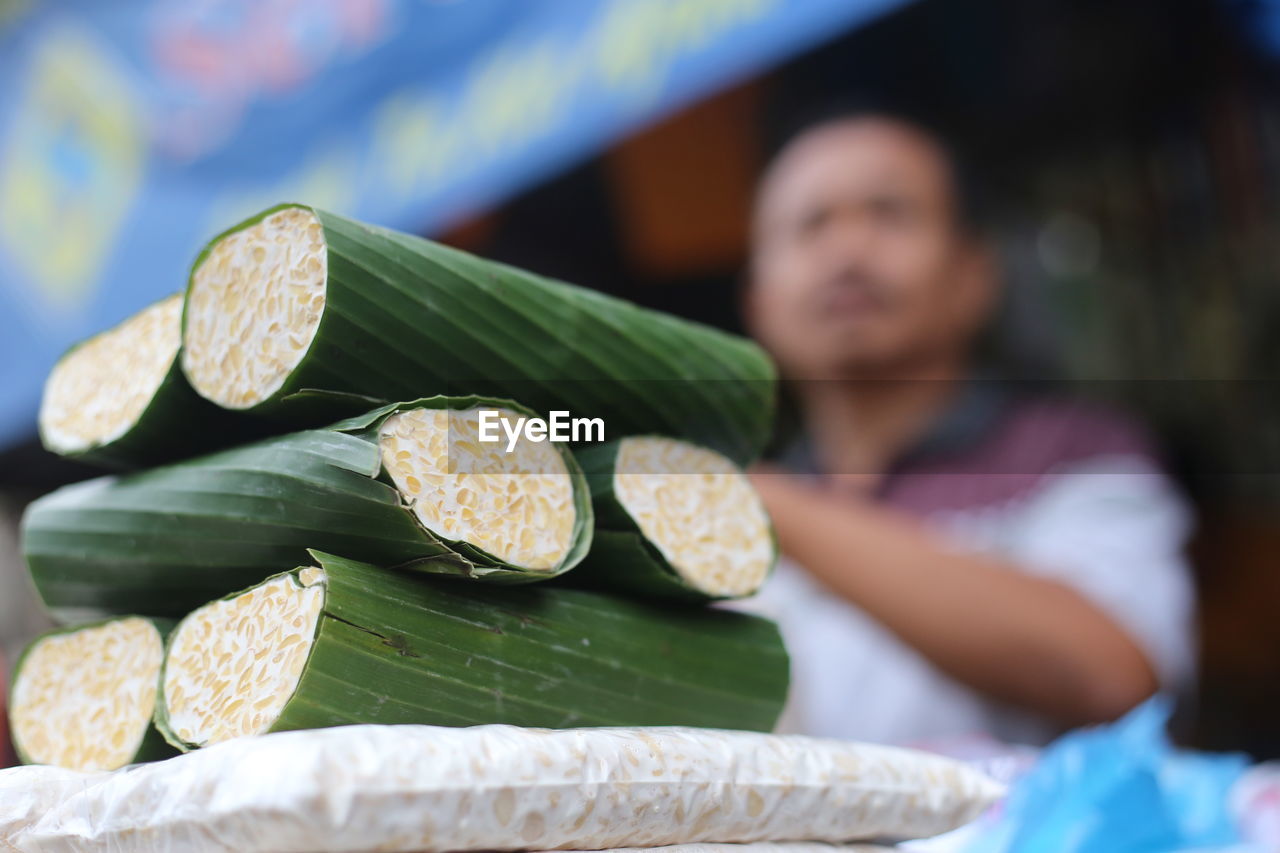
0 723 1003 853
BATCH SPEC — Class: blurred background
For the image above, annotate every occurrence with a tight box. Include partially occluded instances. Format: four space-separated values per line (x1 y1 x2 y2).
0 0 1277 759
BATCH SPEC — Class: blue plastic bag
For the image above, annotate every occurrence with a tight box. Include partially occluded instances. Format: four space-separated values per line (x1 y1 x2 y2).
966 697 1250 853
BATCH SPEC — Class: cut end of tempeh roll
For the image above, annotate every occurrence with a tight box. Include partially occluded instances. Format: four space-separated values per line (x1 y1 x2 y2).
39 294 183 455
378 407 578 571
11 618 165 771
162 571 326 749
615 437 774 597
182 205 326 409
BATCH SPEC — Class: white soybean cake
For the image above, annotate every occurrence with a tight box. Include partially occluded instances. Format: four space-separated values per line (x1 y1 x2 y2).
178 203 774 465
183 206 327 410
38 294 242 467
377 406 577 571
10 617 172 771
156 553 788 750
0 725 1004 851
24 397 595 622
575 436 777 599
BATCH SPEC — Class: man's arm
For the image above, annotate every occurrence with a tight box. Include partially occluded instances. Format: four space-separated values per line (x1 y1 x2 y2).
751 471 1159 727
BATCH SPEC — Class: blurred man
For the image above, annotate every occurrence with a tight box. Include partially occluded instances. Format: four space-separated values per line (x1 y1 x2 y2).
744 110 1195 745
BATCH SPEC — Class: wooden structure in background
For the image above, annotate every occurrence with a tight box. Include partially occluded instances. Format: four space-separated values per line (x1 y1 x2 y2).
605 83 761 279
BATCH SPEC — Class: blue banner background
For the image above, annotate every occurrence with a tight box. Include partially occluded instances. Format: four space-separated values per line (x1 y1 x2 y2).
0 0 904 451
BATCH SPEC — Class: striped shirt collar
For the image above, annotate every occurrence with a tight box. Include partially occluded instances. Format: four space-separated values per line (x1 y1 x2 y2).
779 377 1011 480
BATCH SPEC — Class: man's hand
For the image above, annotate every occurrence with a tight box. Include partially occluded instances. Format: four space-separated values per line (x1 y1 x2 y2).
748 466 1158 727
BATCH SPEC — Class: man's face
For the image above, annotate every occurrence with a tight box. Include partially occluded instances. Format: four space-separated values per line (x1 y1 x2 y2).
747 118 994 380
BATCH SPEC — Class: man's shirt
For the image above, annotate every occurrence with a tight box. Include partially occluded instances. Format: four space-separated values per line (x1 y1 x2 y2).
744 384 1197 746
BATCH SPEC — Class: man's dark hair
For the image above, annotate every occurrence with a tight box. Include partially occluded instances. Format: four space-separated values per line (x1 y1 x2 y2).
760 96 992 237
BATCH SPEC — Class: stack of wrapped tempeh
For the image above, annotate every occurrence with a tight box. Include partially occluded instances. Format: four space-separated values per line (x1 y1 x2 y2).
6 204 1001 851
